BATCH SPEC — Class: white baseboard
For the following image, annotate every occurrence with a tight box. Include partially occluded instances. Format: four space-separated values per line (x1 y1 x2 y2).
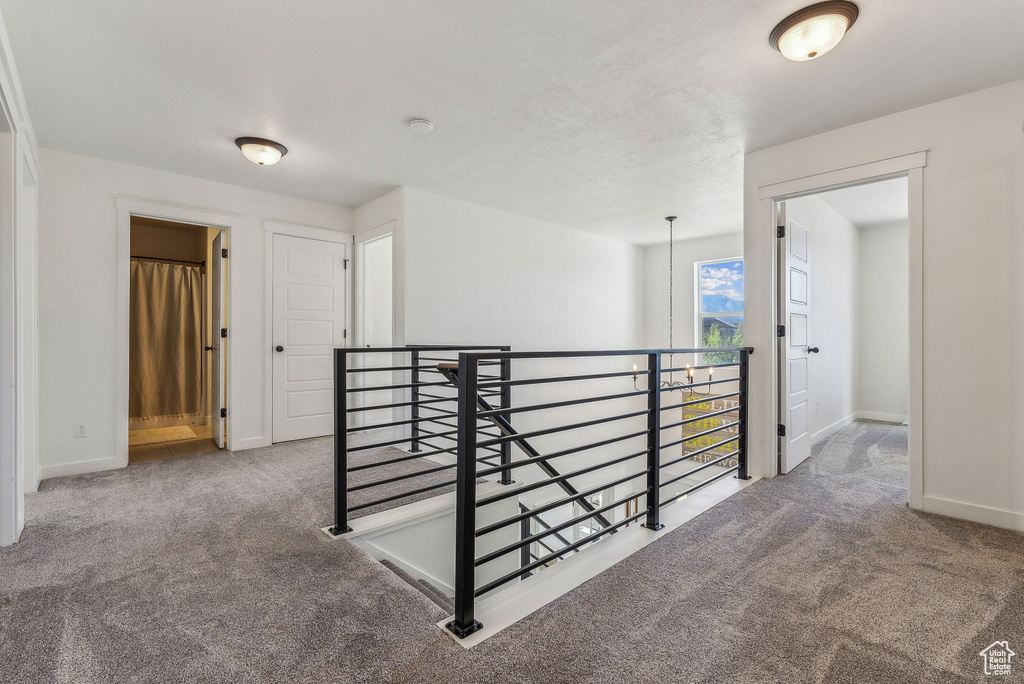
40 455 125 481
810 413 856 445
231 435 272 452
921 495 1024 532
855 410 908 424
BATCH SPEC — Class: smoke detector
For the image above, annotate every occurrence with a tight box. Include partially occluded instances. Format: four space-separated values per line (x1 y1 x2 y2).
409 119 434 135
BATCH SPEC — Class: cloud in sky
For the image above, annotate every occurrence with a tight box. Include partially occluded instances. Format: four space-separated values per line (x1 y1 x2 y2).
699 260 744 299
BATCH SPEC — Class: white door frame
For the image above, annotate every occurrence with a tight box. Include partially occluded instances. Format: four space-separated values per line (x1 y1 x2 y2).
353 220 396 349
115 198 240 463
263 221 353 444
757 150 926 508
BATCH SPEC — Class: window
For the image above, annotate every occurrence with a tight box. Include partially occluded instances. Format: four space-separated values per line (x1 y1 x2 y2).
696 258 744 363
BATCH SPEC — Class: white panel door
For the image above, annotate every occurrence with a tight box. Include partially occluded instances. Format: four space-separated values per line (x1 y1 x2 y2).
210 231 226 449
779 207 813 473
273 234 347 442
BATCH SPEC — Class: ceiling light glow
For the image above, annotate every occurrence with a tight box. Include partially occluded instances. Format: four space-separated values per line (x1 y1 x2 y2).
770 1 858 62
234 137 288 165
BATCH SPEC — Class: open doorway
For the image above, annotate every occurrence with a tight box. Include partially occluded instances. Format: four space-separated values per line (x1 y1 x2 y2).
776 176 909 486
128 217 226 462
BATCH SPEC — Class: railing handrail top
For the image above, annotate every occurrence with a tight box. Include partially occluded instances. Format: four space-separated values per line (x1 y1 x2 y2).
456 347 755 361
338 344 510 354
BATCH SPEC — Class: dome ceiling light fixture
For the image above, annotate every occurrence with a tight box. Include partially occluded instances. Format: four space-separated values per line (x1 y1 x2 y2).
409 119 434 135
234 137 288 165
769 1 859 62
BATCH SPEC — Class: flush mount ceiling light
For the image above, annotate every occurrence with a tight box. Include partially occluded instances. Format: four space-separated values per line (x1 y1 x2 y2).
234 137 288 165
409 119 434 135
769 1 859 62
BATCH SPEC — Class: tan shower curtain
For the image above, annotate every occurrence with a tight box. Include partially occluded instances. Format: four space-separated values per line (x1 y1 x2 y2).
129 259 203 428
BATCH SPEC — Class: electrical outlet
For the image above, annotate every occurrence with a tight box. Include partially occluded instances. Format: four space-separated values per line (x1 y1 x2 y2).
74 422 88 438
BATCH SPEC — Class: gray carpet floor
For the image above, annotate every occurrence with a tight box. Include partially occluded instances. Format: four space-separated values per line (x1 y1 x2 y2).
2 421 1022 682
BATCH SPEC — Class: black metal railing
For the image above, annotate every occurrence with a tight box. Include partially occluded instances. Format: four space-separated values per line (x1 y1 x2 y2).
445 347 752 638
328 345 510 535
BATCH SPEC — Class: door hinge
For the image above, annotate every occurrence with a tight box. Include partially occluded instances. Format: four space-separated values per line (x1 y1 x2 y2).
777 224 785 238
778 424 786 437
221 328 227 338
222 248 228 258
343 328 347 339
777 324 786 337
343 258 349 270
220 408 227 418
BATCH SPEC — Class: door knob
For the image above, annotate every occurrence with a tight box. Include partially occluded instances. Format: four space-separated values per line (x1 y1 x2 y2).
275 345 284 353
807 346 820 354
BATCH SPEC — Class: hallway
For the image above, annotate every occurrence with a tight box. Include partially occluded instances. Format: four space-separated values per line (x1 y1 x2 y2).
1 422 1020 682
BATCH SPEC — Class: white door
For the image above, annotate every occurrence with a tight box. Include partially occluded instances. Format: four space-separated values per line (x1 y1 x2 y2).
210 231 226 449
273 234 348 442
779 204 813 473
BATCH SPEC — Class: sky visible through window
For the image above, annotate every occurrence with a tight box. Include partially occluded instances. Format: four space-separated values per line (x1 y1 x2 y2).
699 259 744 314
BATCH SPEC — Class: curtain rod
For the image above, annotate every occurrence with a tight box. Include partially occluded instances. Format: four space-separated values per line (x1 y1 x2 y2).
131 255 206 267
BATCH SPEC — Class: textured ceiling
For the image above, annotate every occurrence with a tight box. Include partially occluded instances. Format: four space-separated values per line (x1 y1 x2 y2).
3 1 1023 244
817 177 908 229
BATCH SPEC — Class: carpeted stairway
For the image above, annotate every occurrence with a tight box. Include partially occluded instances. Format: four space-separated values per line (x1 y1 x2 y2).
1 421 1022 682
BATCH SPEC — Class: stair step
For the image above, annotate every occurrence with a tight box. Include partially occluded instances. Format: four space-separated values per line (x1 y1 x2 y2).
379 559 454 613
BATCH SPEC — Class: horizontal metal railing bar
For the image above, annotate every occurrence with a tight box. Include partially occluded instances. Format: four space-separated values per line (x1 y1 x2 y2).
346 380 454 393
660 465 740 508
343 345 508 354
419 357 502 366
416 404 459 418
477 450 648 507
346 364 445 374
348 478 458 512
661 392 740 413
475 489 649 566
347 444 457 471
474 429 648 478
421 418 502 439
346 395 456 413
476 389 644 419
348 461 458 492
658 377 737 392
466 347 754 362
661 361 740 373
660 420 740 451
418 390 503 402
476 409 649 448
348 428 457 452
660 405 738 431
475 508 651 597
527 510 574 551
476 468 649 537
660 450 740 489
344 410 495 434
416 429 503 455
477 369 649 390
660 435 740 470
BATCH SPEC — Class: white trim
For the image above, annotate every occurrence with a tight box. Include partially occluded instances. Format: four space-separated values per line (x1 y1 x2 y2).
232 435 272 451
810 413 856 445
115 198 241 471
262 220 353 444
855 411 907 424
922 495 1024 532
40 455 122 481
758 151 926 513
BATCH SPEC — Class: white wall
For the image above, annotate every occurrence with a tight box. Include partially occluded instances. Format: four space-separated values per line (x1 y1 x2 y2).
858 221 909 422
744 79 1024 531
784 195 859 442
643 233 743 349
36 148 352 479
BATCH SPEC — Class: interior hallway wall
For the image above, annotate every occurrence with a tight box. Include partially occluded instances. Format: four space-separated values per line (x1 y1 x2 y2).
857 221 909 422
744 78 1024 530
643 232 743 349
36 148 351 480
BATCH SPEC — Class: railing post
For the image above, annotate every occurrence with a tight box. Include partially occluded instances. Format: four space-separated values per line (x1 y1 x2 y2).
737 349 751 480
447 352 483 638
329 348 352 535
498 346 514 484
410 349 421 453
643 351 664 530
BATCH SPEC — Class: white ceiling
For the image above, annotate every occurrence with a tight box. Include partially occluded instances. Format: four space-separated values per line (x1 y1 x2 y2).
3 1 1023 244
817 176 908 228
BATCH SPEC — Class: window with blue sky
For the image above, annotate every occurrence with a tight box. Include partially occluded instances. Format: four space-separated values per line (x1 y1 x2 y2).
697 258 743 360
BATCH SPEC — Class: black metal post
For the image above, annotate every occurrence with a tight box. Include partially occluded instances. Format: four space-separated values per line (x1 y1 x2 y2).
737 349 751 480
410 349 421 453
519 507 532 580
498 346 513 484
643 351 663 530
329 349 352 535
447 353 483 638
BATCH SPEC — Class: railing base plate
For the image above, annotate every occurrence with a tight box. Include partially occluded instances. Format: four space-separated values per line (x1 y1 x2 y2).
641 523 665 531
325 525 353 537
445 619 484 639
